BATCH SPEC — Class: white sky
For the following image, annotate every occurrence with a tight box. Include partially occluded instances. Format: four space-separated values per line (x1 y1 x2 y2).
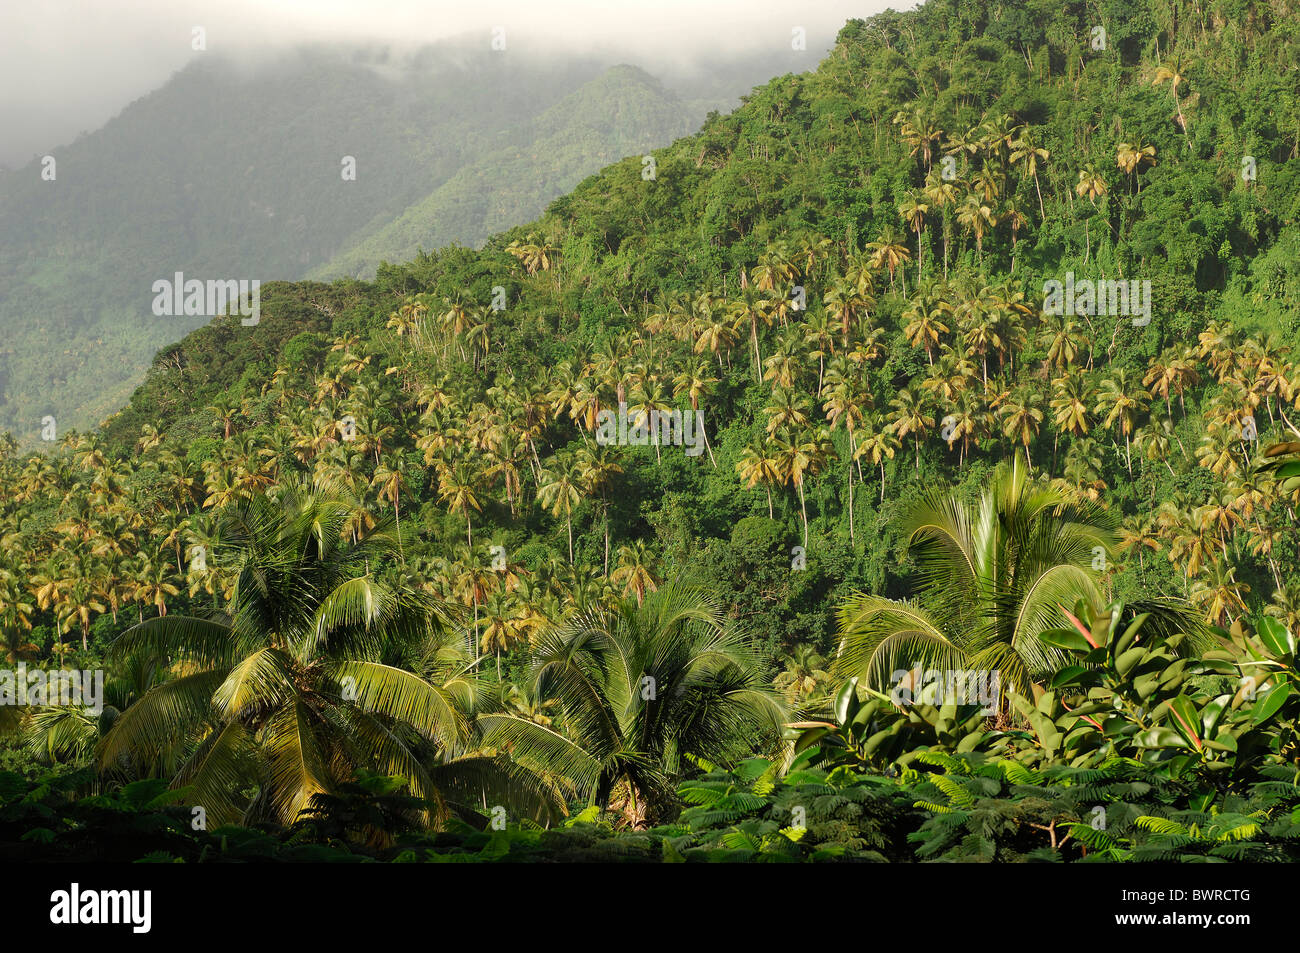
0 0 916 168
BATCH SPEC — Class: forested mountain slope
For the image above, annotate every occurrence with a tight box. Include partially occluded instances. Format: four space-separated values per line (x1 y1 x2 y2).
2 0 1300 855
310 65 702 279
87 0 1300 646
0 43 782 441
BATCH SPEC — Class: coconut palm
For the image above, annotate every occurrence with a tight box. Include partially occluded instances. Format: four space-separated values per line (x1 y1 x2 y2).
867 226 912 294
437 462 483 549
1152 57 1190 139
611 540 660 605
1095 370 1150 476
956 192 998 263
537 454 584 564
1116 141 1157 195
834 460 1128 704
1009 128 1050 218
889 388 934 471
737 437 784 519
853 418 901 503
478 582 786 826
774 645 833 706
97 481 562 828
899 193 930 283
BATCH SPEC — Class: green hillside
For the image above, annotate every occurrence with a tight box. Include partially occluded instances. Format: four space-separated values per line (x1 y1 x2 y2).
4 0 1300 862
0 47 740 442
312 66 707 279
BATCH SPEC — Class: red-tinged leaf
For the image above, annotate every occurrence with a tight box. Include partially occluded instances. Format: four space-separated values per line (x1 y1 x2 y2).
1167 696 1203 751
1058 602 1098 648
1061 698 1103 730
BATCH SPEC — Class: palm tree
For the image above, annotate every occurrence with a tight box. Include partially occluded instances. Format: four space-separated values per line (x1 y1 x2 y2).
478 591 525 679
902 295 951 365
0 575 37 662
956 192 998 264
537 455 584 564
575 445 623 573
853 419 901 503
1116 141 1157 195
672 359 718 466
893 106 943 173
611 540 660 605
777 427 832 547
731 287 777 383
98 482 562 828
1049 370 1094 460
207 401 240 441
371 454 407 544
1189 563 1250 627
737 437 784 519
1009 128 1050 218
132 557 180 620
1075 164 1109 261
823 276 872 352
1042 314 1086 374
1000 199 1029 272
478 582 786 826
437 463 483 548
867 226 912 294
888 388 934 471
1117 517 1163 571
774 645 833 706
835 461 1132 705
999 384 1045 471
1152 57 1190 139
1095 370 1150 476
899 193 930 283
923 173 960 278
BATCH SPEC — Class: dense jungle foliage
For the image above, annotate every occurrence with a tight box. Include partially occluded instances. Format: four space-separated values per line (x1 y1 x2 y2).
2 0 1300 861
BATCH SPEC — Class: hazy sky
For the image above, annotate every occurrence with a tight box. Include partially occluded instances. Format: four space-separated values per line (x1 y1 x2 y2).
0 0 914 169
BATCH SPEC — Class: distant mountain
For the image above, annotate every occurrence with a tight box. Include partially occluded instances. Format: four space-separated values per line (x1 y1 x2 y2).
0 41 813 442
312 65 699 279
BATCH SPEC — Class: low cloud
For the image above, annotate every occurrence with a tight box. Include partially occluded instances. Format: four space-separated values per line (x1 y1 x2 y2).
0 0 914 169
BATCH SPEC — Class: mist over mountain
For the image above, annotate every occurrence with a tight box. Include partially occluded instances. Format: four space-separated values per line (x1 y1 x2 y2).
0 37 817 442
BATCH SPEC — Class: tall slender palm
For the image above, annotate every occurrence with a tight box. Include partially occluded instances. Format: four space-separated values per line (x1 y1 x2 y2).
777 427 832 547
1095 370 1150 476
999 384 1045 471
923 173 960 278
867 226 912 294
899 193 930 284
956 192 998 264
573 444 619 555
853 418 901 503
1152 57 1190 139
731 287 776 383
611 540 660 605
436 462 483 549
537 455 584 564
1009 128 1049 218
889 388 934 471
672 359 718 466
736 437 784 519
